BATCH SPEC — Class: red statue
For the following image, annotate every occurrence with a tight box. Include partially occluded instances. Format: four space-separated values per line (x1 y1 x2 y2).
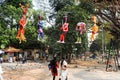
57 15 69 43
16 3 29 43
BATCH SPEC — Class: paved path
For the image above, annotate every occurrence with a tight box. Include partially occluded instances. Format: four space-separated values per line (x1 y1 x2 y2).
68 68 120 80
45 68 120 80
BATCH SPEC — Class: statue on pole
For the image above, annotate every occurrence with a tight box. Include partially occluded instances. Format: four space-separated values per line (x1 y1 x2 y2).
16 3 29 43
90 16 98 42
75 22 86 43
57 15 69 43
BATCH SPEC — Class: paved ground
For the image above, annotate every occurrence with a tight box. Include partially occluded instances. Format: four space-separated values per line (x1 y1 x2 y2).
46 68 120 80
1 61 120 80
68 68 120 80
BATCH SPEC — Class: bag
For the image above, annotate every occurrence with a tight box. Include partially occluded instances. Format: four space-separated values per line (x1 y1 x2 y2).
48 60 54 70
48 63 52 70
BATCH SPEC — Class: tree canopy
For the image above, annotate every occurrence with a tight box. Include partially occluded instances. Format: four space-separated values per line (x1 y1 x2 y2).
93 0 120 39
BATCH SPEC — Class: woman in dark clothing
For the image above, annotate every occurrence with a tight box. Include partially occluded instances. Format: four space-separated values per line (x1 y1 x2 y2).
49 57 59 80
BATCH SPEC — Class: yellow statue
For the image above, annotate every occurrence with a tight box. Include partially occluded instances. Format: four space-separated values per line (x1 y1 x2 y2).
90 16 98 41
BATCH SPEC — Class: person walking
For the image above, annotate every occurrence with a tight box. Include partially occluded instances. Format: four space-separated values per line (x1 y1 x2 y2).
59 57 68 80
49 57 59 80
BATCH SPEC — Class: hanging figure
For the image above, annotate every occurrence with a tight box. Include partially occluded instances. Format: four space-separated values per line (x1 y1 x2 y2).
57 15 69 43
75 22 86 43
90 16 98 42
16 3 29 43
37 15 44 41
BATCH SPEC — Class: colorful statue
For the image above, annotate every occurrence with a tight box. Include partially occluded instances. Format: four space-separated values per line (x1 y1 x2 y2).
75 22 86 43
57 15 69 43
90 16 98 42
19 3 29 15
37 15 44 40
16 3 29 43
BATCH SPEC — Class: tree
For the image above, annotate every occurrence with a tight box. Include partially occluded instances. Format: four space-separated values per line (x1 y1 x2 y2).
91 0 120 53
49 0 74 12
93 0 120 39
48 0 95 62
0 2 21 48
0 0 45 49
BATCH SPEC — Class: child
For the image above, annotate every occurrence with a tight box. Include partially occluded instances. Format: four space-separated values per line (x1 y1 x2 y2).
59 57 68 80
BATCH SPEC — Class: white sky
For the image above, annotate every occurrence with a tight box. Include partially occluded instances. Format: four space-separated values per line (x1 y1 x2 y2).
32 0 42 10
32 0 55 27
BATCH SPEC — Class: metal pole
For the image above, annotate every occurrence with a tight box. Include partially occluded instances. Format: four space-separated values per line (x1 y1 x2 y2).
102 25 104 62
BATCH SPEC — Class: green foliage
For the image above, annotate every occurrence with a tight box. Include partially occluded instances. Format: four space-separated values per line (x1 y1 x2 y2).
79 0 95 14
93 0 120 41
49 0 74 12
94 23 114 52
4 0 32 8
90 41 99 52
47 0 96 55
0 0 33 49
25 26 37 40
0 26 17 48
0 0 96 53
56 5 89 52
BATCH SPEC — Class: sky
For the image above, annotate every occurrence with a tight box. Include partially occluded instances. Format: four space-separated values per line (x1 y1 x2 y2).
32 0 55 27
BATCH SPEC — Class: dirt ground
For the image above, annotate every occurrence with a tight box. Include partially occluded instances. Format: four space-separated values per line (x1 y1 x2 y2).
2 63 48 80
1 60 120 80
